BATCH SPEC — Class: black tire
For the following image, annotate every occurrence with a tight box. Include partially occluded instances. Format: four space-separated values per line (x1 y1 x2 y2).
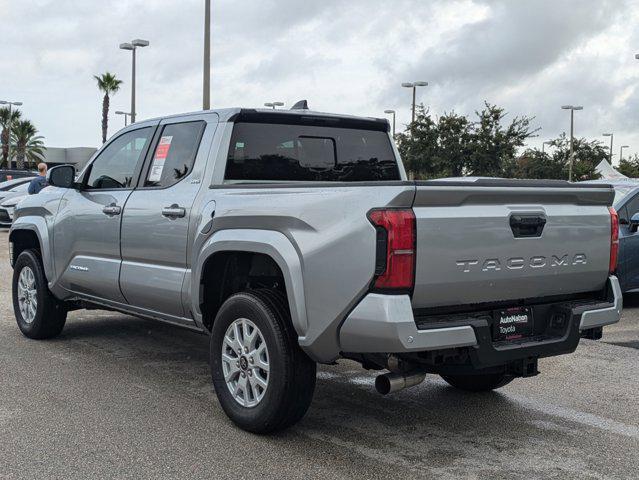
440 372 514 392
210 290 316 434
12 249 67 339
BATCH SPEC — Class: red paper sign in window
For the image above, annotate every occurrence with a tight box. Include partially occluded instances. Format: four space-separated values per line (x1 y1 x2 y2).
148 136 173 183
154 136 173 159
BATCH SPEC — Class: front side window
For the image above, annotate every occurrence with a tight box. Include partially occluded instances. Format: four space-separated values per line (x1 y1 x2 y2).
86 128 152 189
145 122 205 188
225 123 400 182
624 195 639 223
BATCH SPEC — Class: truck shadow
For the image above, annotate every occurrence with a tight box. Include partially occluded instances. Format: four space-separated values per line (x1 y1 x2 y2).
55 312 604 476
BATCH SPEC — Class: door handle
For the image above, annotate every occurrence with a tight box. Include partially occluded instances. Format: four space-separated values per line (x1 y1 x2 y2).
102 204 122 216
510 215 546 238
162 204 186 219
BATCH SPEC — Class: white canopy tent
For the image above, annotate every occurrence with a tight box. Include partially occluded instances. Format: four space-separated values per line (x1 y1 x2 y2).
595 160 629 180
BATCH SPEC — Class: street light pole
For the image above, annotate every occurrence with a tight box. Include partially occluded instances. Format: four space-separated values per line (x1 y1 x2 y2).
384 109 396 136
603 133 614 165
120 39 149 124
0 100 23 168
620 145 629 163
401 81 428 125
561 105 583 181
115 111 131 126
264 102 284 110
203 0 211 110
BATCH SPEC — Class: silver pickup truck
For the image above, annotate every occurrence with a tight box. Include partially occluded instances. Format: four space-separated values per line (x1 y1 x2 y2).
9 106 622 433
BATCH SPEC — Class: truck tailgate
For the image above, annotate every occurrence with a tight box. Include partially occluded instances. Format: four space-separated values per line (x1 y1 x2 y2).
411 179 614 309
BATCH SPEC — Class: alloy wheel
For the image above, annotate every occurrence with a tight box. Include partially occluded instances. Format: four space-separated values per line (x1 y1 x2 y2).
17 266 37 324
222 317 270 407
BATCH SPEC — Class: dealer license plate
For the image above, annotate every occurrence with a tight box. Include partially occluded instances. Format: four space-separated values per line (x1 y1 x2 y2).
493 307 533 341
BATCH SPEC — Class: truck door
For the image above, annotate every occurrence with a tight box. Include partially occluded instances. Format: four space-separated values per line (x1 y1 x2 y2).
53 126 155 302
119 114 217 319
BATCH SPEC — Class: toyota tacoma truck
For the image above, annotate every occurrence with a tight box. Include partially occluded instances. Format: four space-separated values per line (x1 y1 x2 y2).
9 105 622 433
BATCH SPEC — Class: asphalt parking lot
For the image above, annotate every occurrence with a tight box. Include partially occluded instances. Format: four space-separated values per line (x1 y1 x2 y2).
0 229 637 479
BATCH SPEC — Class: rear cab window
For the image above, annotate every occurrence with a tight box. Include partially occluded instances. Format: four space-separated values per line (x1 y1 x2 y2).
224 113 400 182
144 121 206 188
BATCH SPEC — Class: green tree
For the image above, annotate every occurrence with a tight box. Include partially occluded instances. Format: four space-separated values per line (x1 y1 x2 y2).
94 72 123 144
549 134 603 181
508 148 566 180
11 120 45 170
435 111 472 177
467 103 538 177
618 154 639 178
395 102 537 179
0 106 22 167
507 134 605 180
395 106 439 178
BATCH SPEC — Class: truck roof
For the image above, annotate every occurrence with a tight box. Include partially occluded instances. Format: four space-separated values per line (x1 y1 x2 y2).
140 107 389 130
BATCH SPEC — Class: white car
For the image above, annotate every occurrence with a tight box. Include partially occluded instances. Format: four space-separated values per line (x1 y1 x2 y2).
0 192 28 227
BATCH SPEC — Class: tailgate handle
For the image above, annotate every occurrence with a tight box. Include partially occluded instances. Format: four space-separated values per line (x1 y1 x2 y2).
510 215 546 238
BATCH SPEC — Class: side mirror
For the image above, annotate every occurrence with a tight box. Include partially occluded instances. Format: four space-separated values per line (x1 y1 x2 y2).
47 165 76 189
630 213 639 233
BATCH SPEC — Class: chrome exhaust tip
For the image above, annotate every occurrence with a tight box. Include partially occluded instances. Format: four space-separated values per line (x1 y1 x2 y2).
375 371 426 395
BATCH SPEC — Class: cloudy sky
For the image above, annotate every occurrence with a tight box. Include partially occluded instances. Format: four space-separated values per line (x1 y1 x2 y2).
2 0 639 163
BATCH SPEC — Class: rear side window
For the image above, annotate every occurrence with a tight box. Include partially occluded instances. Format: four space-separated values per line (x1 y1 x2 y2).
145 121 205 188
225 123 400 182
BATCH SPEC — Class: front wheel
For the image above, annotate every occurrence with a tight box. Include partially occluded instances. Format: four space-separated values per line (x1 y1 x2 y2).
210 290 316 433
440 372 514 392
12 249 67 339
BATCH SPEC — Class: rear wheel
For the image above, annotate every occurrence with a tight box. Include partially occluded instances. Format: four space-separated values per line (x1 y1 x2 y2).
12 249 67 339
210 290 316 433
440 372 514 392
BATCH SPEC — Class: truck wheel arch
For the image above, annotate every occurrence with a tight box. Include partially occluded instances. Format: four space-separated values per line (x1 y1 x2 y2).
192 229 308 337
9 223 54 282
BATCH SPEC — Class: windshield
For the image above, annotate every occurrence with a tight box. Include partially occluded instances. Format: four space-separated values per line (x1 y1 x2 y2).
0 178 31 191
9 183 29 193
613 185 637 206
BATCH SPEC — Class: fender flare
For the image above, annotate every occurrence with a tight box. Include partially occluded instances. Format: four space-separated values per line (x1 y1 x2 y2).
191 229 308 337
10 218 55 284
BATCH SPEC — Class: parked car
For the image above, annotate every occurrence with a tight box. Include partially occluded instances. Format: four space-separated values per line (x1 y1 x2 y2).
583 179 639 293
0 182 31 226
9 107 622 433
0 176 35 193
0 180 30 201
0 169 37 182
0 192 28 227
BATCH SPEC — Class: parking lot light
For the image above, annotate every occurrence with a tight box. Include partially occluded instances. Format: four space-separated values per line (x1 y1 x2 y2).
603 133 614 164
264 102 284 109
384 109 396 136
402 82 428 125
115 111 132 126
561 105 583 181
620 145 629 163
120 39 149 123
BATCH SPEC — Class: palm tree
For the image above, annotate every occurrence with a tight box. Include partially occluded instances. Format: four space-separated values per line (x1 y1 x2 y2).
0 106 22 167
11 120 45 170
94 72 123 143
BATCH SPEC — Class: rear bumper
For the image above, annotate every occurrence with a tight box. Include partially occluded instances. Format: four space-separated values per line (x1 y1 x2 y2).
579 276 622 330
339 276 622 361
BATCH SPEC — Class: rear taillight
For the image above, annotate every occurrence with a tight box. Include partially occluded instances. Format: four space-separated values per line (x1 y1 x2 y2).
368 209 415 291
609 206 619 274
